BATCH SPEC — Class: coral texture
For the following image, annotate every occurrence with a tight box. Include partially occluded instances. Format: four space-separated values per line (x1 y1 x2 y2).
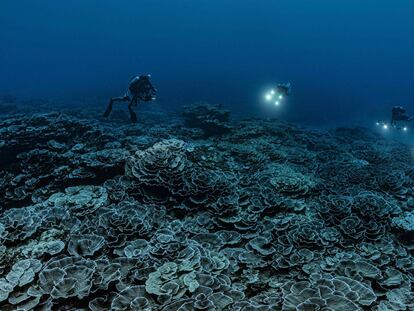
0 108 413 310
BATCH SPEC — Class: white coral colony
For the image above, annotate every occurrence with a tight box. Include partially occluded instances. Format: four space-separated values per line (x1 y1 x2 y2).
0 109 412 309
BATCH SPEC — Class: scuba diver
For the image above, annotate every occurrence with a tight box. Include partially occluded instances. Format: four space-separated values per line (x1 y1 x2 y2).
264 82 291 105
275 82 292 97
377 106 413 131
103 74 156 123
391 106 414 126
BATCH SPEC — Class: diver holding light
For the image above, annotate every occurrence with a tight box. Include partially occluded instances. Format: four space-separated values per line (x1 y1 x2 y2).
376 106 413 131
264 83 291 106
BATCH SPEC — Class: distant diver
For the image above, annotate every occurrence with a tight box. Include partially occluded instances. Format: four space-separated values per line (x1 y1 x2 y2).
376 106 413 131
275 82 292 98
264 82 291 105
103 74 156 123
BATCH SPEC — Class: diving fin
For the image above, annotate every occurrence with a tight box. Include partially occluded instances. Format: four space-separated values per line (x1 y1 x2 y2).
129 107 137 123
103 101 113 118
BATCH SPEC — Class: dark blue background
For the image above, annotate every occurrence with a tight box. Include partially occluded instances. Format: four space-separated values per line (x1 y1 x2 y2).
1 0 414 126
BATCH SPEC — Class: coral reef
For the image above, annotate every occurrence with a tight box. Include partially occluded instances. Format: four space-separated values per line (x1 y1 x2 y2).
0 108 413 310
183 102 232 137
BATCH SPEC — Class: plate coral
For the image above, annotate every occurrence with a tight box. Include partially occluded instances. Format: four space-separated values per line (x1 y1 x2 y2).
0 105 413 310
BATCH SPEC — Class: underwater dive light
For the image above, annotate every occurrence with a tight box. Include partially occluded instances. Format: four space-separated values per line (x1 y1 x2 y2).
265 89 285 106
376 121 410 132
376 120 389 130
265 93 272 101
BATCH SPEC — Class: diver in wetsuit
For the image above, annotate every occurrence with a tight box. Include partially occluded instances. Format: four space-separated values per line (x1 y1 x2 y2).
264 82 292 104
377 106 414 130
391 106 414 127
103 74 156 123
275 83 292 98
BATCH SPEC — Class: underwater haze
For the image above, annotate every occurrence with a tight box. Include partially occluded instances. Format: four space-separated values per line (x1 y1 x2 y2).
2 0 414 125
3 2 414 311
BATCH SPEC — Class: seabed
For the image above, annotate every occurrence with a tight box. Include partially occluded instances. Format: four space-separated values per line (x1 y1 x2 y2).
0 100 413 310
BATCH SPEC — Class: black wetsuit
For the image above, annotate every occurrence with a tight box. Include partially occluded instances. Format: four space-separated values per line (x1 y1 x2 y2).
103 75 156 123
392 106 412 124
275 84 291 97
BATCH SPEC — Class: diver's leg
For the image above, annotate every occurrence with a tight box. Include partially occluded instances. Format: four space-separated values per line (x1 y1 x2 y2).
128 99 138 123
103 98 114 118
103 96 128 117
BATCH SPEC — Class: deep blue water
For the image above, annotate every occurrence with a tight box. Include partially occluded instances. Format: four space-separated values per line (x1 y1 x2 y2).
2 3 414 310
1 0 414 127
